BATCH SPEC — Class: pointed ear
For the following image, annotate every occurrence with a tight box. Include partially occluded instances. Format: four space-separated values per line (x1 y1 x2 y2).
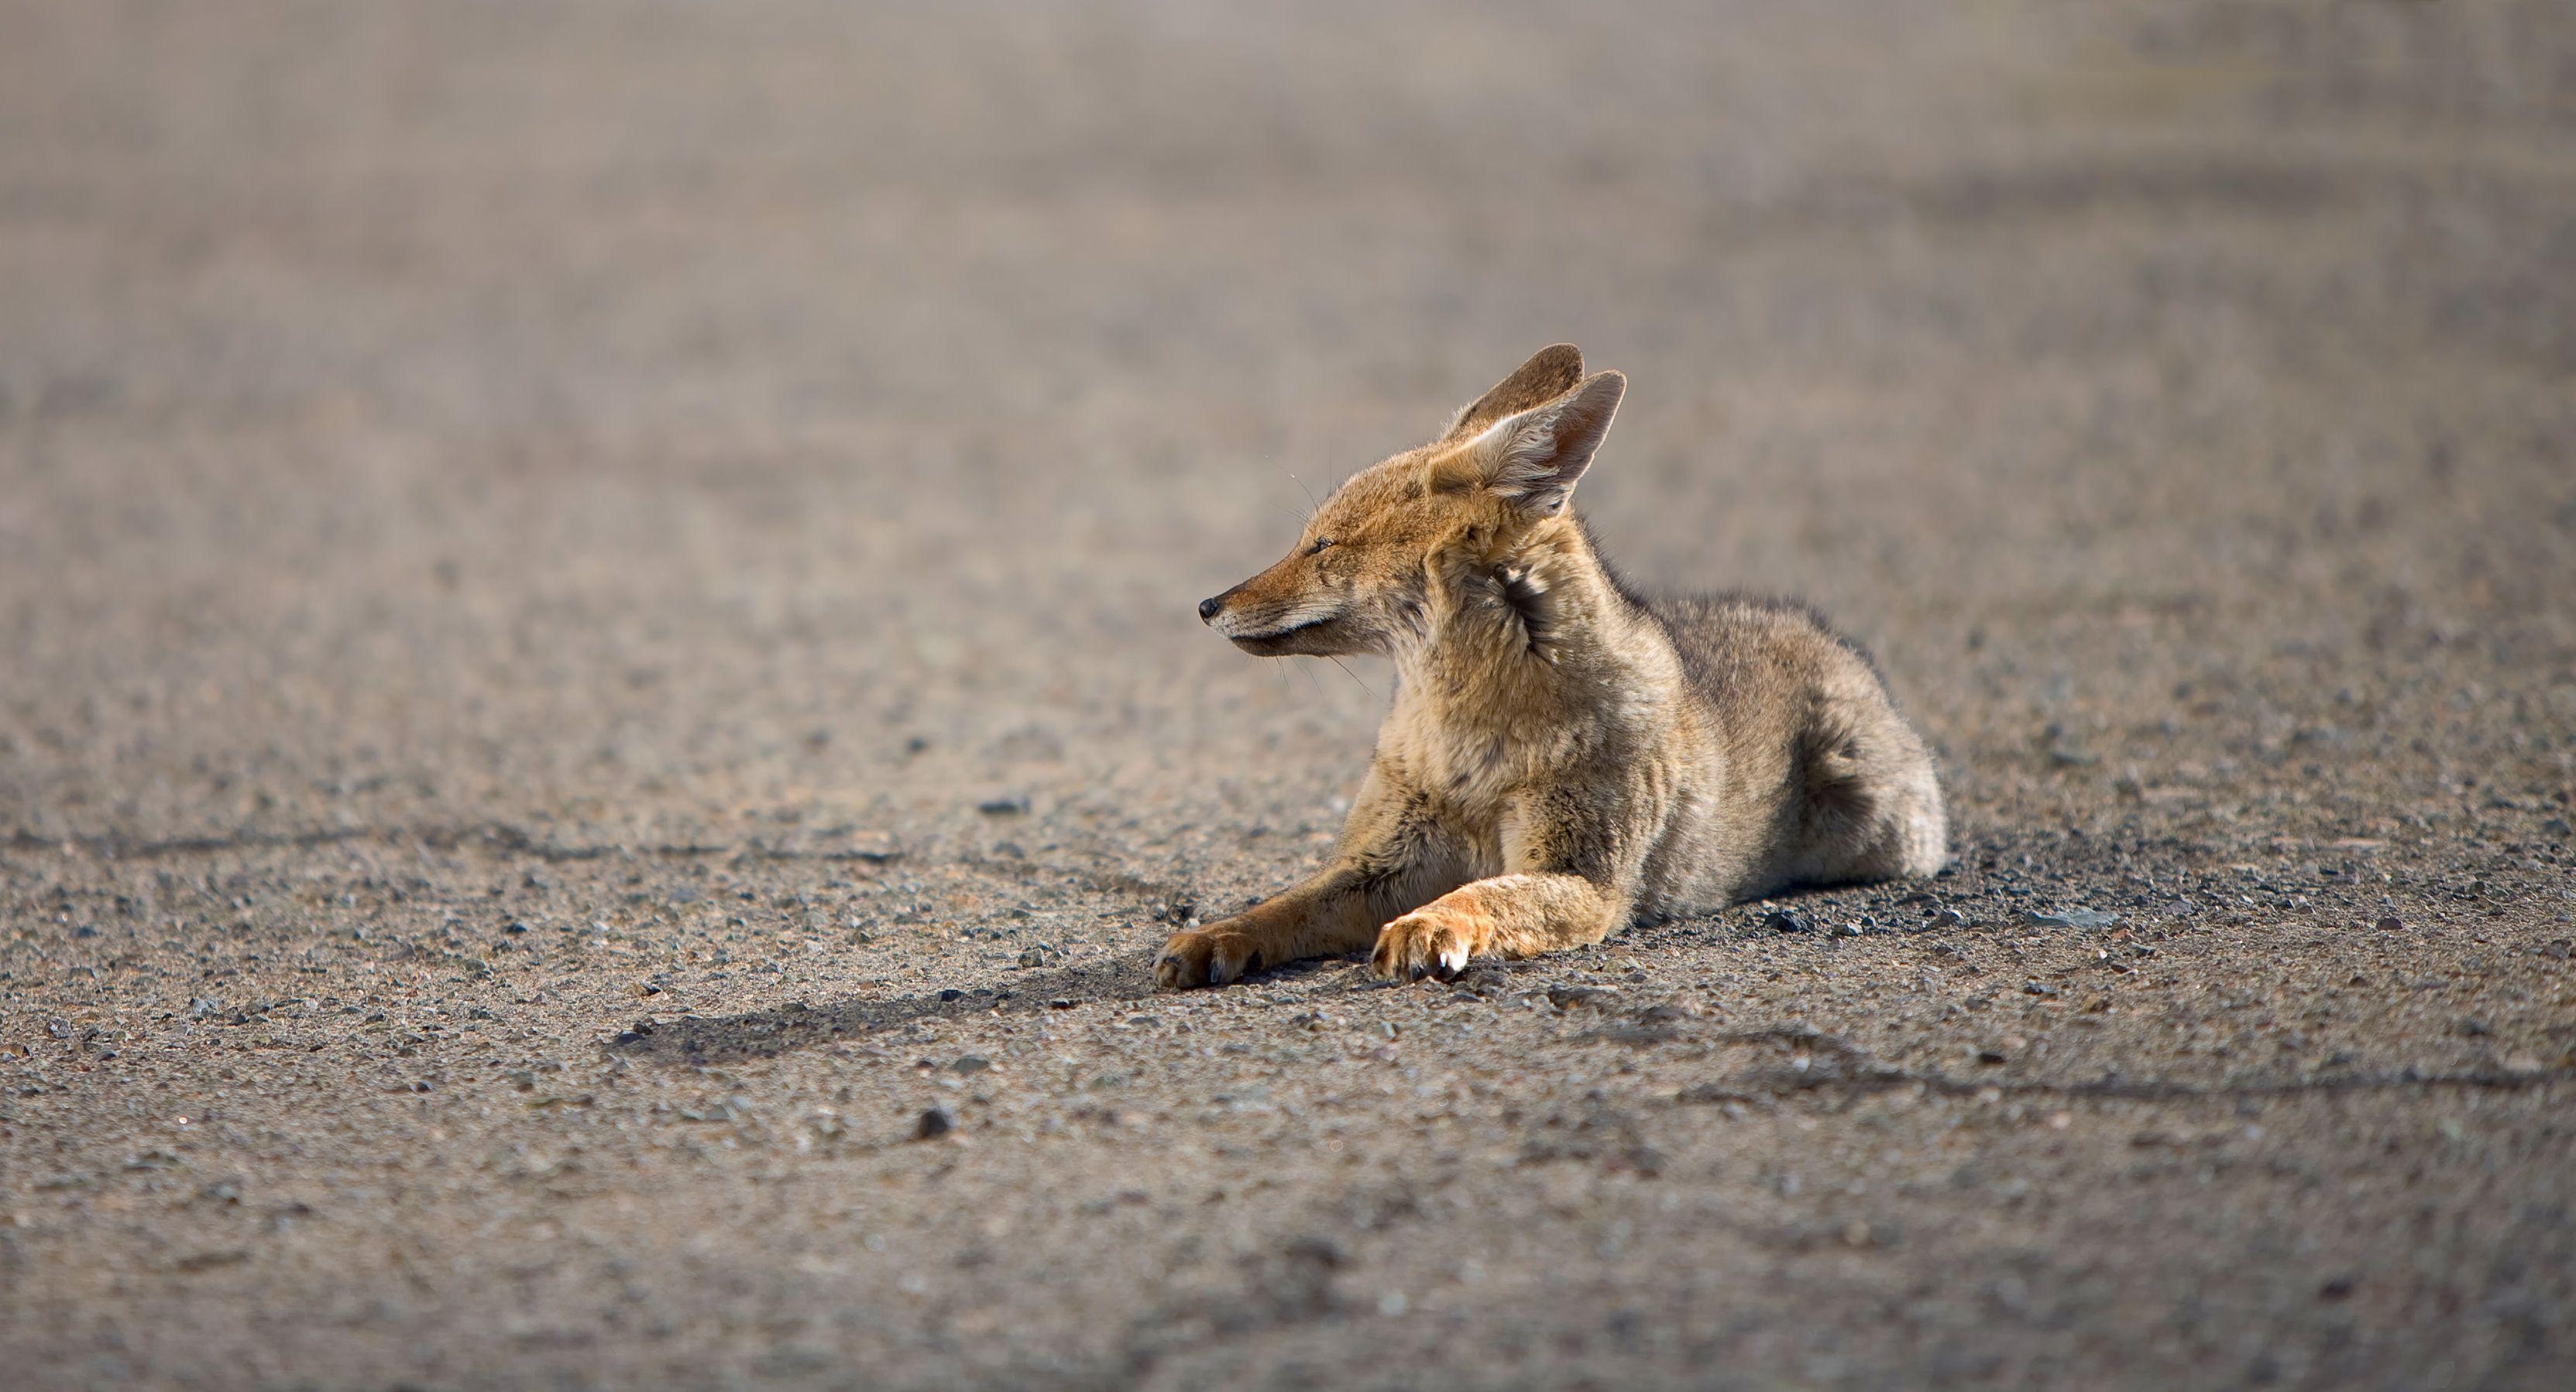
1441 344 1584 442
1472 370 1626 515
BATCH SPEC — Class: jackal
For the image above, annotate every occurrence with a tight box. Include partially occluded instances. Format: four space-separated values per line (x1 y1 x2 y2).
1159 345 1946 988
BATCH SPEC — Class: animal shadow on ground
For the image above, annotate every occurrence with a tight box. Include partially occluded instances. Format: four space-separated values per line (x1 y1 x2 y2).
609 950 1167 1065
605 937 1471 1066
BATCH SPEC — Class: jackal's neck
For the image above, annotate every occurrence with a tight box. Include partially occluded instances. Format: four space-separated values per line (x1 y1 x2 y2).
1392 517 1667 712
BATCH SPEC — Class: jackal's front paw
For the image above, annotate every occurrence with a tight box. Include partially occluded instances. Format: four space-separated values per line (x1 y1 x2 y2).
1371 899 1495 982
1154 926 1268 990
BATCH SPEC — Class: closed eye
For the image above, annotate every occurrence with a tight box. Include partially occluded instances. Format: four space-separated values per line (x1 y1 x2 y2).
1305 537 1334 556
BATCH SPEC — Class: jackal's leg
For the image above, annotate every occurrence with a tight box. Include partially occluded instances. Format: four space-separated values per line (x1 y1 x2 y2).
1156 785 1469 990
1369 786 1647 981
1369 872 1627 981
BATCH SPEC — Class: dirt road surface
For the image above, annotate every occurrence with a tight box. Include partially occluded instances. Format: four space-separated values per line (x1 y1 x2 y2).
5 3 2574 1387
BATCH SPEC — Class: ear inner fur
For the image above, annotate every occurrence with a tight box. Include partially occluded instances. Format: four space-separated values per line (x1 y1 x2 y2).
1474 370 1626 516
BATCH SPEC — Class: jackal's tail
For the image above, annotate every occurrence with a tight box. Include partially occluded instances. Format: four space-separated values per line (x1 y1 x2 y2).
1798 701 1947 882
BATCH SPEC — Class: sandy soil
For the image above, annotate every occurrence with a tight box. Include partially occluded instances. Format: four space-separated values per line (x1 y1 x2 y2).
5 2 2574 1387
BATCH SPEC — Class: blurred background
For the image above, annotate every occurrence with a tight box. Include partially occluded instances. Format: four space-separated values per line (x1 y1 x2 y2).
5 0 2568 857
6 5 2576 1389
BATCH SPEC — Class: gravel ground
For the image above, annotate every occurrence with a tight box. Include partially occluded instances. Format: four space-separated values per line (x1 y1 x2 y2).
5 2 2574 1388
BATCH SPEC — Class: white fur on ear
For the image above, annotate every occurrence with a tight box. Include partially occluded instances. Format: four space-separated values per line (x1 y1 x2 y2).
1473 370 1626 515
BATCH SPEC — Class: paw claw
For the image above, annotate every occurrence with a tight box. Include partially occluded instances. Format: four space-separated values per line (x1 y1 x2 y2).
1154 926 1262 990
1372 902 1491 985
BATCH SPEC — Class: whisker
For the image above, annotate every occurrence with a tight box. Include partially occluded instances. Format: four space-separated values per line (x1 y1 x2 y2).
1266 456 1320 519
1324 655 1378 703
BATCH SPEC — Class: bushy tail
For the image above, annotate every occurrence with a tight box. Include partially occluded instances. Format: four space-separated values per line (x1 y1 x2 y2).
1798 703 1947 881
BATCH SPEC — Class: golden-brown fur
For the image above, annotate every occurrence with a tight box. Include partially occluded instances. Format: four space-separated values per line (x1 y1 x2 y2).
1160 345 1946 988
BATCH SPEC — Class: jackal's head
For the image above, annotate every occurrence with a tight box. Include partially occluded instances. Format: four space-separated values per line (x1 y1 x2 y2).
1199 344 1625 658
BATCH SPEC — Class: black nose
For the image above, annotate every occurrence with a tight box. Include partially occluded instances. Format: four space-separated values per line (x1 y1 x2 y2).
1197 595 1224 624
